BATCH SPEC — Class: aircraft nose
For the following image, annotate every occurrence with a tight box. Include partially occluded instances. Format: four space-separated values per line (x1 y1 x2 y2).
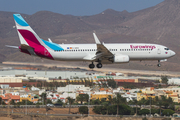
171 50 176 56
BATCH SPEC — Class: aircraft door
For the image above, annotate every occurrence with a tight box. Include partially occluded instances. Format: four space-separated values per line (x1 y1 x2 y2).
157 47 161 54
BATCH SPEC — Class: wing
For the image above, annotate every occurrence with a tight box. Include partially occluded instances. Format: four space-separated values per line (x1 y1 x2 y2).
93 33 114 60
83 33 114 61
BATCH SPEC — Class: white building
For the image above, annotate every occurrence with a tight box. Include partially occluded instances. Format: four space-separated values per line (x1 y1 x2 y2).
168 78 180 85
158 86 180 96
0 70 94 79
46 92 76 103
129 89 140 93
0 84 9 89
31 86 40 91
60 92 76 100
57 84 86 93
121 93 137 102
39 89 45 95
10 92 19 96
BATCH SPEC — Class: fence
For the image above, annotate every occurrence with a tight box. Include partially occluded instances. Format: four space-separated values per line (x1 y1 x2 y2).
0 111 175 119
0 105 99 108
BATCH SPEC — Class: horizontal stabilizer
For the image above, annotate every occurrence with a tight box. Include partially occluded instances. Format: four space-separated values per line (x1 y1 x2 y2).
5 45 18 49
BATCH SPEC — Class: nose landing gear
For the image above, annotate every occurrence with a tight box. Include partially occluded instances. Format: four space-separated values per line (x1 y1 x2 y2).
157 60 161 67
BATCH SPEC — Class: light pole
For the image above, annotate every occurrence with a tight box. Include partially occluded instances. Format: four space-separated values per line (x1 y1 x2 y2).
88 94 90 116
150 97 151 116
25 92 28 115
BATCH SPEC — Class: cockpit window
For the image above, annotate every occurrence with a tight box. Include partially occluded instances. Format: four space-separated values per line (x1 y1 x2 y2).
164 48 169 50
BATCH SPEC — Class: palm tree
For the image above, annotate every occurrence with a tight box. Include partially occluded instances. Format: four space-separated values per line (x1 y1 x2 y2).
113 93 126 115
161 95 169 109
132 99 138 115
0 97 2 105
157 100 163 116
153 96 163 116
10 99 16 105
147 97 152 114
167 97 173 106
108 95 113 105
41 93 47 105
154 96 159 102
137 99 143 110
102 102 109 115
67 97 75 114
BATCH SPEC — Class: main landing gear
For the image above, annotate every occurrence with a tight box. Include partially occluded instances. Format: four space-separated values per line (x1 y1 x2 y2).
96 63 102 68
89 62 103 69
89 63 95 69
157 60 161 67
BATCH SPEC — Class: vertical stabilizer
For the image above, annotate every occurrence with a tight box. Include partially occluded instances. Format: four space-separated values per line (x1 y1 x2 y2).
13 14 45 47
13 14 54 60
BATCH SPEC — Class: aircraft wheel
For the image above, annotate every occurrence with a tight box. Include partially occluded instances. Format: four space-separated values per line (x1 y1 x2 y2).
157 63 161 67
89 64 95 69
96 63 102 68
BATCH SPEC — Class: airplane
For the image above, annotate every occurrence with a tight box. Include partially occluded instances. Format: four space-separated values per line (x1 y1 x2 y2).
8 14 175 69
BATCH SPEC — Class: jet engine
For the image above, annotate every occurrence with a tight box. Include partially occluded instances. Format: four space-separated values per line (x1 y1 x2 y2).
113 55 129 63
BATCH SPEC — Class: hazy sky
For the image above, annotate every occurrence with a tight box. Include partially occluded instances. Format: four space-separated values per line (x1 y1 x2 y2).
0 0 164 16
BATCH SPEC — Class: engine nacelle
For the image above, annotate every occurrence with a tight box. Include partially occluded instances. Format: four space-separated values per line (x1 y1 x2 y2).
113 55 129 63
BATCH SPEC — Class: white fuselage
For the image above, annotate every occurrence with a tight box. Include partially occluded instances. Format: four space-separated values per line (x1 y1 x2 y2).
48 43 175 63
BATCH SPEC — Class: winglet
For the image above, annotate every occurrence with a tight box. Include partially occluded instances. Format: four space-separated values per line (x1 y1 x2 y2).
93 33 101 44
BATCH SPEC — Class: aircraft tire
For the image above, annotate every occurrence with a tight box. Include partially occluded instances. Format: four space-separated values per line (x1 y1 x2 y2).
89 64 95 69
157 63 161 67
96 63 102 68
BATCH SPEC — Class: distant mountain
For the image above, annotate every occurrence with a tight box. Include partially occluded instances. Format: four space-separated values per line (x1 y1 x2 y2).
26 11 98 38
80 9 136 27
0 0 180 71
115 0 180 45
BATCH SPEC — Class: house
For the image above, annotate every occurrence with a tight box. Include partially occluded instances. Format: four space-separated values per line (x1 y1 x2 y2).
0 93 20 104
31 86 40 91
121 92 137 102
57 85 86 93
20 93 39 103
91 91 113 100
137 87 155 101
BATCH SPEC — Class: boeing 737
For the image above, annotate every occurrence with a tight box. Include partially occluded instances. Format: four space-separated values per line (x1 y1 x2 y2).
9 14 175 69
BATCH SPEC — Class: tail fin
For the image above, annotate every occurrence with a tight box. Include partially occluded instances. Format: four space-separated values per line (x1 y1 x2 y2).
13 14 45 48
13 14 54 59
